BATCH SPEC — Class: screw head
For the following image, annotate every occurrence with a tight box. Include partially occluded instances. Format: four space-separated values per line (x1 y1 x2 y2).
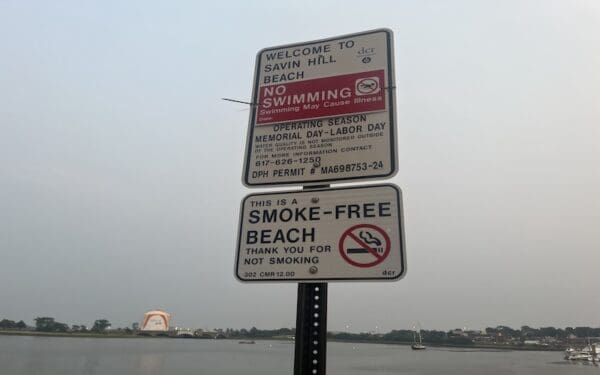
311 197 319 204
309 266 318 274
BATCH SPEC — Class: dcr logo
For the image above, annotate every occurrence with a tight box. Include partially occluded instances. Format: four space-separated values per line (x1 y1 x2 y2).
357 46 376 64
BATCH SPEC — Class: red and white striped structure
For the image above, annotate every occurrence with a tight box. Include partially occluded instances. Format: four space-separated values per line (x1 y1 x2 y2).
141 310 171 332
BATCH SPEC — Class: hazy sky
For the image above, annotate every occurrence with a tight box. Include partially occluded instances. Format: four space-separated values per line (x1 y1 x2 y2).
1 0 599 333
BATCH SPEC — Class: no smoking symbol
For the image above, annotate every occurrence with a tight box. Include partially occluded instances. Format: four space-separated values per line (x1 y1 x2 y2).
339 224 391 268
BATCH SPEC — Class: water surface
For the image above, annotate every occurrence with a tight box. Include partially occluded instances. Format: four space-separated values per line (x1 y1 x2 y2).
0 335 596 375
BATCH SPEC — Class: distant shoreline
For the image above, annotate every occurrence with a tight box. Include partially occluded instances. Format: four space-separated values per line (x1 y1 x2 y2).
329 338 564 352
0 330 144 339
0 330 564 351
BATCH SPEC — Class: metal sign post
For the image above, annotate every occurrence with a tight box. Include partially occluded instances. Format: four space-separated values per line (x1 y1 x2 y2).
294 282 327 375
293 185 329 375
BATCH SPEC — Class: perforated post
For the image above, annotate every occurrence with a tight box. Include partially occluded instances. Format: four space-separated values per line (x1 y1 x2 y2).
294 282 327 375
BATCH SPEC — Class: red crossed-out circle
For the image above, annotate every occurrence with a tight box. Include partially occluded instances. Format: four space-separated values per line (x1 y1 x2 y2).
338 224 391 268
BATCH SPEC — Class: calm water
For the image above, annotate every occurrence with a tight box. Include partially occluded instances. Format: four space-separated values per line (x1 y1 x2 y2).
0 335 597 375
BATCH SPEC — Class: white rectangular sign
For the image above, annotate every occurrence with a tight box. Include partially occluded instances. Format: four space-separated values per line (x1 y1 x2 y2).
235 184 405 282
243 29 397 187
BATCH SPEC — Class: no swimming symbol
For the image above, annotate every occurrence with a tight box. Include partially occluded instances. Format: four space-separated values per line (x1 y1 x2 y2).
338 224 391 268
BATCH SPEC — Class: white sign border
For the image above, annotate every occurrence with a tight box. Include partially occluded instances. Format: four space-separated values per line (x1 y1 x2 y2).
234 183 407 283
242 28 398 188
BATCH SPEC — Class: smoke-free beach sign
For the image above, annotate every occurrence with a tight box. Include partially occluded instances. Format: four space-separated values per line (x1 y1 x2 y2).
235 184 405 282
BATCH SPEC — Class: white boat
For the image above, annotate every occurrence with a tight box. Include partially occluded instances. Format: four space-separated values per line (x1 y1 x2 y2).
564 342 599 363
411 324 426 350
567 353 593 361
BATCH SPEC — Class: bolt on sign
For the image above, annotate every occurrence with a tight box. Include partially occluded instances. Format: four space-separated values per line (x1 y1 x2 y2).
243 29 397 187
235 184 405 282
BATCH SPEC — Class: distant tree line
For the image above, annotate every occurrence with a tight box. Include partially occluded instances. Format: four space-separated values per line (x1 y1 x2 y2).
2 317 600 342
32 317 113 333
225 327 295 338
0 319 27 330
34 317 69 332
327 329 473 345
487 325 600 339
328 326 600 345
0 316 113 333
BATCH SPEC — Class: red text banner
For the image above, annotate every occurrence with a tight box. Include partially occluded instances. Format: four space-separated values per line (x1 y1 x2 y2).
256 70 386 125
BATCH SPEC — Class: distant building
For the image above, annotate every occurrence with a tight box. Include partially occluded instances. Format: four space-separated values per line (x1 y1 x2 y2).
450 329 468 337
140 310 171 332
175 329 194 338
